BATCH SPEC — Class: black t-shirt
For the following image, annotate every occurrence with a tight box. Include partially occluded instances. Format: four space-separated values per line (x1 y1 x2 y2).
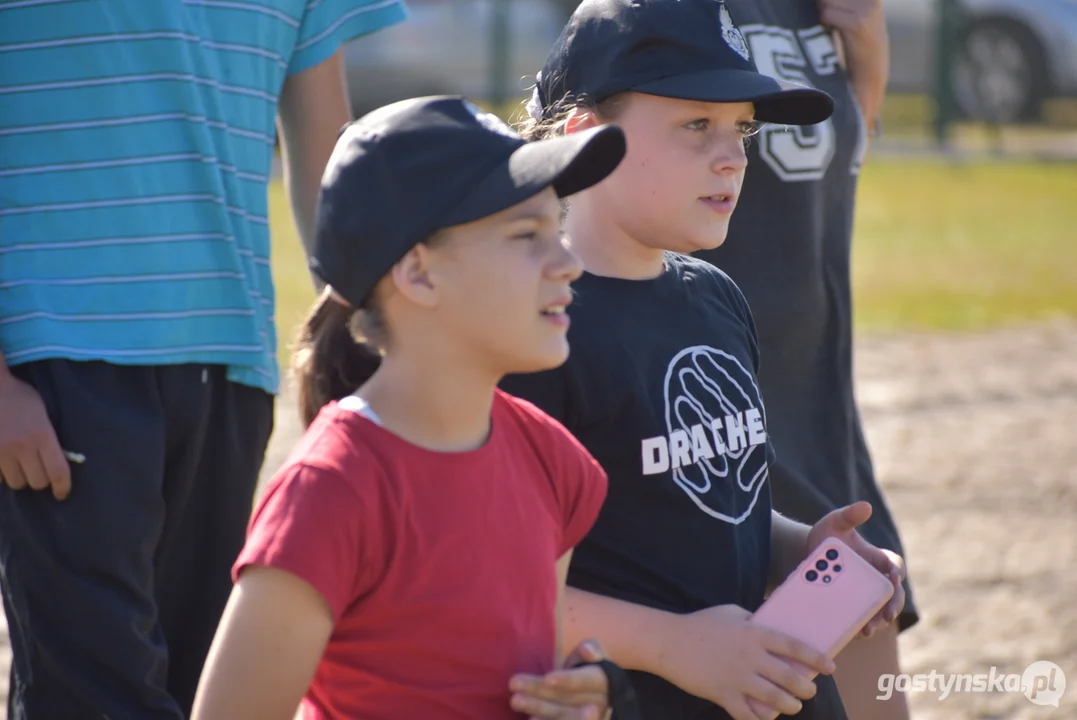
501 253 783 718
694 0 874 527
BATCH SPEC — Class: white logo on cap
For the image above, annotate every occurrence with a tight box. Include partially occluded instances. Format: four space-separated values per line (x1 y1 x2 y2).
463 101 520 139
719 3 751 61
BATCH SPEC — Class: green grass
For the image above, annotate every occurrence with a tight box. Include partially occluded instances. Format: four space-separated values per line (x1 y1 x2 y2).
851 158 1077 333
268 182 317 375
267 158 1077 368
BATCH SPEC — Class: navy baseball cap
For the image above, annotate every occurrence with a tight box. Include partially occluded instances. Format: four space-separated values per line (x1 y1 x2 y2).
529 0 834 126
311 95 626 308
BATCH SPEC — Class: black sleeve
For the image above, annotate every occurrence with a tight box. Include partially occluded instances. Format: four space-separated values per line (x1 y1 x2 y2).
738 290 762 375
711 270 776 466
712 269 762 375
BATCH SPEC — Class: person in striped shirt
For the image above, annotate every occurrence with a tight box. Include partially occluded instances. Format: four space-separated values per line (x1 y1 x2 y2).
0 1 406 718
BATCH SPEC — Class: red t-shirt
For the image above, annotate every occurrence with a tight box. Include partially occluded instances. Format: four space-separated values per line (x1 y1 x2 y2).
233 390 608 720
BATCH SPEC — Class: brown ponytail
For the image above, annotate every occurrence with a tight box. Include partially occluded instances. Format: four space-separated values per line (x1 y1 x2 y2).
292 288 384 428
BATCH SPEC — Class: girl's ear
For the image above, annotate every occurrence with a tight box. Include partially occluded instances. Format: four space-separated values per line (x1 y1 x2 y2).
389 244 439 308
564 106 602 135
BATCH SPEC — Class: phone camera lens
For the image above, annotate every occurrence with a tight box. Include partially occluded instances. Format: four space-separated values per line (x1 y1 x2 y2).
815 559 829 571
833 564 842 573
822 575 832 584
806 570 818 582
826 549 839 561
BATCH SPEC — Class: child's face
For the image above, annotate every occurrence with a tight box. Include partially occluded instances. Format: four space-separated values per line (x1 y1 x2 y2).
590 93 754 253
429 188 583 376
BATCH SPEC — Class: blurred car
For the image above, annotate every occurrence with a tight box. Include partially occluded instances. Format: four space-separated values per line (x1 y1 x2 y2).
886 0 1077 122
343 0 1077 124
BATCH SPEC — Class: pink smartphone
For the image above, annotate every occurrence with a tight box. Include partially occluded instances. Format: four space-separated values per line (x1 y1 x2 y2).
748 536 894 715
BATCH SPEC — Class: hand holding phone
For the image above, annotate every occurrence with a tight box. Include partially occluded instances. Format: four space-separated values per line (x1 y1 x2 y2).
747 536 894 718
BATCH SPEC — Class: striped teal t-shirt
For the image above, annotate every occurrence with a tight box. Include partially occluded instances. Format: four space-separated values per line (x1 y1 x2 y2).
0 0 407 394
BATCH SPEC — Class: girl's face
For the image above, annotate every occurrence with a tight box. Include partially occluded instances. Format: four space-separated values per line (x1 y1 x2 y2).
585 93 755 254
420 188 583 377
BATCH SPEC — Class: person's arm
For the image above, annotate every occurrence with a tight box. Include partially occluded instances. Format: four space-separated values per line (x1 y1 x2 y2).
277 49 352 284
506 560 619 720
192 461 381 718
561 587 677 676
277 0 408 287
559 587 831 720
191 566 334 720
507 551 613 719
818 0 889 136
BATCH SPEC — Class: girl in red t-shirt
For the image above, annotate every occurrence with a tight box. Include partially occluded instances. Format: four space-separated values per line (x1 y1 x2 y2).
190 96 628 720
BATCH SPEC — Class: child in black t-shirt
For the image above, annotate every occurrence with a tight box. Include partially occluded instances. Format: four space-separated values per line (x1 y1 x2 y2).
500 1 907 719
698 1 918 717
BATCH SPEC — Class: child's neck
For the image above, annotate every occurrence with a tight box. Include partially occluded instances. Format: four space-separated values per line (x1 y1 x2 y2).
357 351 498 453
563 201 666 280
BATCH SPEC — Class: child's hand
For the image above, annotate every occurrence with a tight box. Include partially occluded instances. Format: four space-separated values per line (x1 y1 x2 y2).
509 640 610 719
655 604 835 720
806 500 907 636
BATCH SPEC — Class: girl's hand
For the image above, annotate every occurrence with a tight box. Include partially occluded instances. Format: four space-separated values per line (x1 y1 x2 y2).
509 640 610 720
806 501 907 637
654 605 835 720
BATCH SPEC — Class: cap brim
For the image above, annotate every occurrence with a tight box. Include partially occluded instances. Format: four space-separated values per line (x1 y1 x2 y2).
441 124 626 227
633 68 835 125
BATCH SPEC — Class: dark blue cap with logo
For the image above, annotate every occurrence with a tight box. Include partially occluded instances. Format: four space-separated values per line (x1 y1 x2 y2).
529 0 834 126
311 95 626 308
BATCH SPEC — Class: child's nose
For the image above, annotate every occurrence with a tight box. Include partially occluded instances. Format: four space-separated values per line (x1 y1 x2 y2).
551 236 584 281
713 134 749 173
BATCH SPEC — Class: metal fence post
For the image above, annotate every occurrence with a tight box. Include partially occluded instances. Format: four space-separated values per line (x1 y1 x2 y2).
932 0 965 147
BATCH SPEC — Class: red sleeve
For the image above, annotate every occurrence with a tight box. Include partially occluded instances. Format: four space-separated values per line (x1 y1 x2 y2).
233 463 383 623
553 430 609 557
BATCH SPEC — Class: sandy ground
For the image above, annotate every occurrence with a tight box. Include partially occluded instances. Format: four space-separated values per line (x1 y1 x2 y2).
852 320 1077 719
0 320 1073 719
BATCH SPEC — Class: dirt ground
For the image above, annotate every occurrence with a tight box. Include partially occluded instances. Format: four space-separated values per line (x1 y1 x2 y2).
0 320 1073 719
